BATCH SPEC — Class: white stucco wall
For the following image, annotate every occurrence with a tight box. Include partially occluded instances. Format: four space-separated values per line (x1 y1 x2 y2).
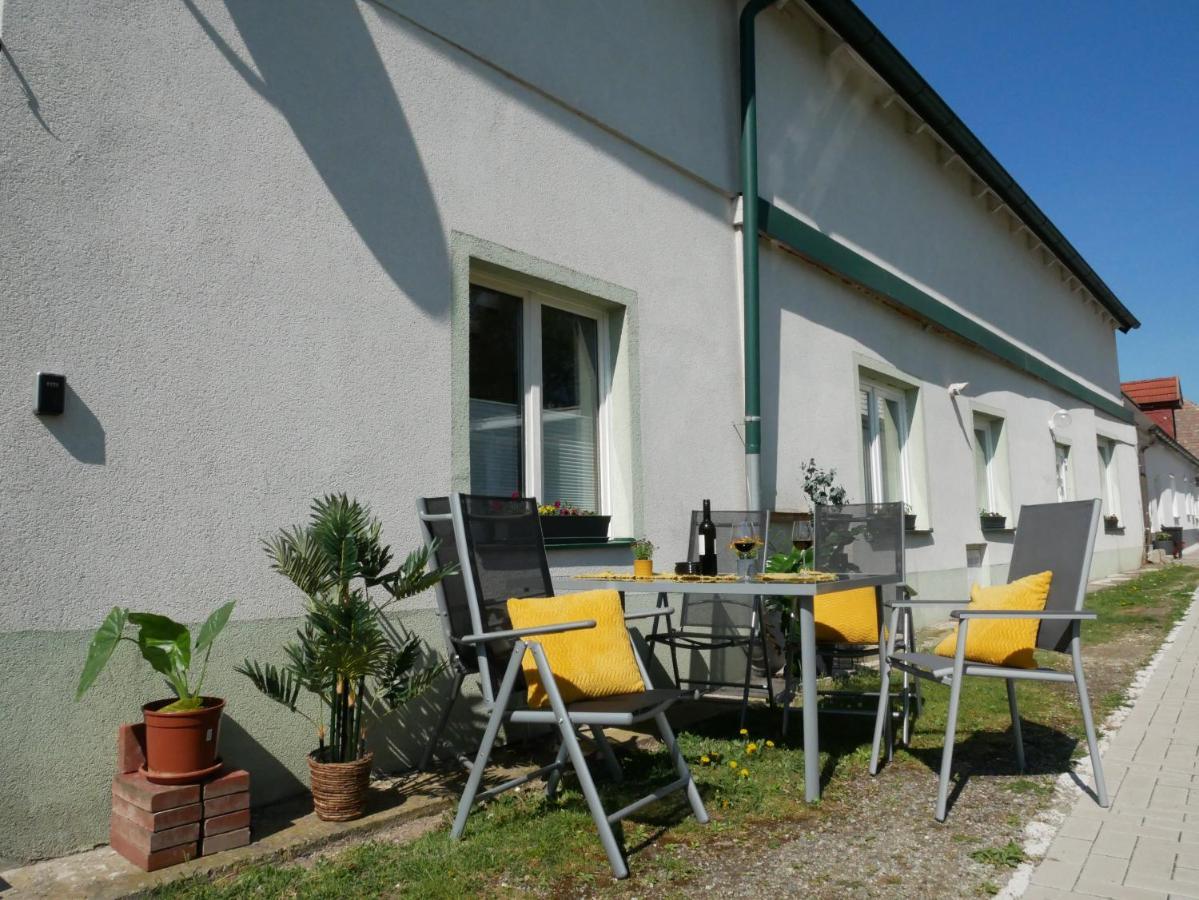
1143 441 1199 539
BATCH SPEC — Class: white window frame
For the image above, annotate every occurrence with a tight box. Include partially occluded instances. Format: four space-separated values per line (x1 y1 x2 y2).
859 378 912 506
470 272 613 513
1097 439 1122 523
1054 441 1074 502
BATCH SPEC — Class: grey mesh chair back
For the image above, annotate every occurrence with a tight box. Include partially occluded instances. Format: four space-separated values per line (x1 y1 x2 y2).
1009 500 1101 653
417 497 477 675
450 493 555 704
813 502 904 583
681 510 770 629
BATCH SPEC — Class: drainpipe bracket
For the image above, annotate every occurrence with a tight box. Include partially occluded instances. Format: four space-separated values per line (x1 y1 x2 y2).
733 194 745 229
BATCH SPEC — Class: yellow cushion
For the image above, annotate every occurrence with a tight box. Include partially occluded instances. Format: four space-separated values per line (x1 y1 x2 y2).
506 590 645 709
814 587 880 644
933 571 1053 668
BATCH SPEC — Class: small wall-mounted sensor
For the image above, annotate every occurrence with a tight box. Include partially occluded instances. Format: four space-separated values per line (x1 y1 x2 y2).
35 372 66 416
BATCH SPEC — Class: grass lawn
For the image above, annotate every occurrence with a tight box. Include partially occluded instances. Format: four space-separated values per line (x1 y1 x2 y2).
155 565 1199 899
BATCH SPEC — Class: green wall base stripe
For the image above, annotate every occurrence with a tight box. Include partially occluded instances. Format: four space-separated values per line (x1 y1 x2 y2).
756 198 1132 423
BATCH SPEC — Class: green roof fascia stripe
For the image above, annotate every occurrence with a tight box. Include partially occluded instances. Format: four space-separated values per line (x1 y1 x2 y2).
757 198 1132 423
803 0 1138 333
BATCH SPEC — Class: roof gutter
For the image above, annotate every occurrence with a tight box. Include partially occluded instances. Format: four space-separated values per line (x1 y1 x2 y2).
801 0 1139 332
740 0 773 511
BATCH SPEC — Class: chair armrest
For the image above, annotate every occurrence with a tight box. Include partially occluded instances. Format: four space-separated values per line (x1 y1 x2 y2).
951 610 1097 621
886 598 964 609
458 620 597 644
625 608 675 622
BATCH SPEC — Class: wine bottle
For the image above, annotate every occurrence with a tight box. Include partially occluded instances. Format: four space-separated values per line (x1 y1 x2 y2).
698 499 718 576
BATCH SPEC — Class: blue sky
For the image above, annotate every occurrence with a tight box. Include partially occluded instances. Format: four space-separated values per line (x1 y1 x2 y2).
855 0 1199 398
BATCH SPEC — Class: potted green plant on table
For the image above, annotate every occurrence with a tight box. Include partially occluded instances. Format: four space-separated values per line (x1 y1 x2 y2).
537 499 612 544
76 601 236 784
237 495 455 822
980 509 1007 530
631 538 656 578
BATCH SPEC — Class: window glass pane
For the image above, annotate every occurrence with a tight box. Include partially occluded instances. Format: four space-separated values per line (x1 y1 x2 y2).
860 389 874 502
880 397 903 502
541 305 599 511
974 427 991 509
468 286 523 496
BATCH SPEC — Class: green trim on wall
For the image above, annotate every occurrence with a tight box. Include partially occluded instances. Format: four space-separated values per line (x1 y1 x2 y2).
756 199 1133 423
448 232 646 535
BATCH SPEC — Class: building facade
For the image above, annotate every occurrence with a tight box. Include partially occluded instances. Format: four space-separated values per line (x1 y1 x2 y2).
0 0 1143 861
1123 381 1199 546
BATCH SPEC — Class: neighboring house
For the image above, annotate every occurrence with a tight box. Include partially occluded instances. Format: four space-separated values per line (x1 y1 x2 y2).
0 0 1144 861
1176 400 1199 460
1123 382 1199 546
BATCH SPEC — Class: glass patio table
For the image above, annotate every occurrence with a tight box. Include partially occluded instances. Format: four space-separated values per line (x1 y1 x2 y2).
561 572 902 803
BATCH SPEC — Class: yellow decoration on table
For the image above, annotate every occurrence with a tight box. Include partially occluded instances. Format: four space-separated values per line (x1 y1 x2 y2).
814 587 882 644
506 590 645 709
933 571 1054 668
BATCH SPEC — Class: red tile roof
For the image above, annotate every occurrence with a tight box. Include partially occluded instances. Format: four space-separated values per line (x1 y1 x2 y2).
1121 376 1182 408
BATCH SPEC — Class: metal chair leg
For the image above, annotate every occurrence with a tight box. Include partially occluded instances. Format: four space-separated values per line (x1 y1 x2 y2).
590 725 623 783
1071 625 1109 807
419 669 465 771
452 646 525 839
656 711 709 825
869 604 900 776
545 738 571 798
529 643 629 879
1006 679 1025 773
936 624 969 822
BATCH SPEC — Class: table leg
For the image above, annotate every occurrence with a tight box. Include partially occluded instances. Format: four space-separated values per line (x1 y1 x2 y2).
798 595 819 802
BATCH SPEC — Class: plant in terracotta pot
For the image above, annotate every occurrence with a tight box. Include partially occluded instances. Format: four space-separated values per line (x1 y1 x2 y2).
237 494 455 822
76 600 236 784
631 538 655 578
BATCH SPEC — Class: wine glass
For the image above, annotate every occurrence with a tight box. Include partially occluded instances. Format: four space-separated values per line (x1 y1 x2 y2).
731 519 759 581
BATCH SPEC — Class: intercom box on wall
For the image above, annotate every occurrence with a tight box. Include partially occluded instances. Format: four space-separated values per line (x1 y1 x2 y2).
35 372 66 416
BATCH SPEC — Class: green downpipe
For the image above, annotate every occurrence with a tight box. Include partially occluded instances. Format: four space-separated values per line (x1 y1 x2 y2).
740 0 772 510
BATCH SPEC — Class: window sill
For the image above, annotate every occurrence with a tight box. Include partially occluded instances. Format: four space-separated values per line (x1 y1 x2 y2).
545 537 634 550
905 528 934 536
981 527 1015 535
1104 526 1125 535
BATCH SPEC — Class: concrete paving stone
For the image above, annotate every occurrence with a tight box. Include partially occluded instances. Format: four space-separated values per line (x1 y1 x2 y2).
1093 827 1138 859
1078 854 1131 885
1059 818 1103 841
1033 858 1085 890
1049 835 1097 863
1128 835 1184 870
1022 886 1076 899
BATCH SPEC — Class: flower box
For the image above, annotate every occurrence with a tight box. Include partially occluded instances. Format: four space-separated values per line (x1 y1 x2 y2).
980 514 1007 531
539 515 612 544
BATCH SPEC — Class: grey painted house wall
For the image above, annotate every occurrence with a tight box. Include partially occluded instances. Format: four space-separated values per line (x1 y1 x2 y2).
0 0 1142 862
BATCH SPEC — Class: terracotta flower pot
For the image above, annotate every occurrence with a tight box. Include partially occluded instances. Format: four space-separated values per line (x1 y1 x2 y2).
308 750 373 822
633 559 653 578
141 697 225 784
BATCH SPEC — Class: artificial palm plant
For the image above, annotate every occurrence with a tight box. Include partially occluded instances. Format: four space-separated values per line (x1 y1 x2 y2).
237 495 456 766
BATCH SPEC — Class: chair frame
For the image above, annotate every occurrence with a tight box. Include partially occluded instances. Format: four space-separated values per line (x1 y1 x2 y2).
419 494 708 879
648 509 778 729
869 499 1110 821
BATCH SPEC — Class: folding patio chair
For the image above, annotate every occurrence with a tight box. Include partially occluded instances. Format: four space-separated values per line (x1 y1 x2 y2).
648 509 778 729
780 502 919 748
417 494 708 879
869 499 1109 821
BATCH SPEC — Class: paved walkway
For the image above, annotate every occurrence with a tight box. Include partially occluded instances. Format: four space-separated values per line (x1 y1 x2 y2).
1028 583 1199 899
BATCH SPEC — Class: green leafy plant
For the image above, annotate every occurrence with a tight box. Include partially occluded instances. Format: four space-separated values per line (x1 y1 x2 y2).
76 601 236 712
800 458 848 509
237 495 457 763
631 538 655 560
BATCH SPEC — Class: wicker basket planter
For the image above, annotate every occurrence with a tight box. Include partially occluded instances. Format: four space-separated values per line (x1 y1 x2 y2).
308 750 373 822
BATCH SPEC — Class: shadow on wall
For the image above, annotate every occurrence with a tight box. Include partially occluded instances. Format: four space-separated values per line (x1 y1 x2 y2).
181 0 449 316
374 616 488 770
221 715 307 806
42 383 106 465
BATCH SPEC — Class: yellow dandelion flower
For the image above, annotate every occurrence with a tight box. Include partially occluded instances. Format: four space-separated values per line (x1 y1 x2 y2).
746 743 758 754
740 769 750 778
728 760 739 769
739 728 749 736
765 740 775 748
700 755 711 765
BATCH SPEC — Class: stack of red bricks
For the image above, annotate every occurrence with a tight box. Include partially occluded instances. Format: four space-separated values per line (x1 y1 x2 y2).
110 724 252 871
